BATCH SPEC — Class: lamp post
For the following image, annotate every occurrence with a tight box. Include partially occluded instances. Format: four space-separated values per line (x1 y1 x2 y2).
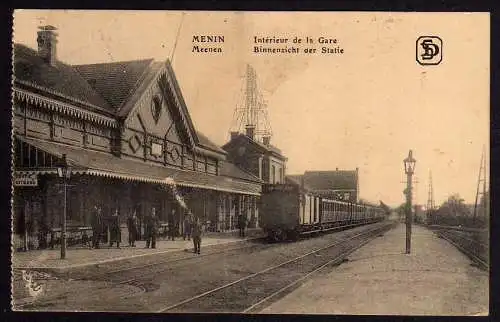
56 154 71 259
403 150 416 254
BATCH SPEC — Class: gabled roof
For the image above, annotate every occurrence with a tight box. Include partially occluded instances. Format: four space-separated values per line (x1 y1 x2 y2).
116 59 200 149
196 131 226 155
219 161 263 183
74 59 154 109
254 138 283 156
222 133 287 160
165 62 199 145
115 61 164 118
302 170 358 191
13 44 112 113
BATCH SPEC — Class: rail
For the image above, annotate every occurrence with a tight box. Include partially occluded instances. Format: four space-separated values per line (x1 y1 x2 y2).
14 221 395 311
158 221 395 313
66 236 269 281
72 222 381 280
431 227 488 270
428 224 488 234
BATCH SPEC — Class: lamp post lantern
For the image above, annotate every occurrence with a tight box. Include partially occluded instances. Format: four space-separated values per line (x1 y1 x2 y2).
56 154 72 259
403 150 416 254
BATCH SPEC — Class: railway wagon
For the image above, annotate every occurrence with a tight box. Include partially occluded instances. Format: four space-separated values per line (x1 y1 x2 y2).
260 183 385 241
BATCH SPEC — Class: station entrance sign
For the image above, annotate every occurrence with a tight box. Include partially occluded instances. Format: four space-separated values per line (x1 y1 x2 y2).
13 172 38 187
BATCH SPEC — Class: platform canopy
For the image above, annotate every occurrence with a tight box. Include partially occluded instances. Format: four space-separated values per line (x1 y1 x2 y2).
14 136 261 196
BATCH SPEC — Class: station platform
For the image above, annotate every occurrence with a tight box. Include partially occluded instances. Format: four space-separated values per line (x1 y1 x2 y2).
260 224 489 316
12 228 263 272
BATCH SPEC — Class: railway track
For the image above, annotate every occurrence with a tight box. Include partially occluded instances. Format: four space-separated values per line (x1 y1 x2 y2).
88 223 385 284
14 221 394 311
432 227 488 270
157 221 395 313
12 239 270 310
16 239 270 284
429 224 487 234
57 222 383 281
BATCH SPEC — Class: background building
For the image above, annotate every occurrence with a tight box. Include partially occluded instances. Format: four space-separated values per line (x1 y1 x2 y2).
287 168 359 203
223 129 287 184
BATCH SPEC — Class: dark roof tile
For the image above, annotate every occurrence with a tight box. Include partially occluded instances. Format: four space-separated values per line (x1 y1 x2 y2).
13 44 112 111
74 59 153 109
302 170 358 191
223 133 287 159
219 162 262 183
196 131 226 154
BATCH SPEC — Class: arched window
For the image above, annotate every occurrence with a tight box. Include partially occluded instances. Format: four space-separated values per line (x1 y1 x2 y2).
151 95 162 123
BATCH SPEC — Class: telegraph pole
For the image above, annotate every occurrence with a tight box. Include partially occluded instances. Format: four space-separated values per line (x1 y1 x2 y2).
403 150 416 254
473 147 487 225
426 171 435 225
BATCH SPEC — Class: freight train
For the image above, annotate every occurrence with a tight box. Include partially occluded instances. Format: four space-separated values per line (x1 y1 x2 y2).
260 183 386 241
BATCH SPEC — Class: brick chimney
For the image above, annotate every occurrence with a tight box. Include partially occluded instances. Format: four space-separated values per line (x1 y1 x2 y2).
37 25 58 66
245 125 255 140
262 136 271 146
230 131 239 140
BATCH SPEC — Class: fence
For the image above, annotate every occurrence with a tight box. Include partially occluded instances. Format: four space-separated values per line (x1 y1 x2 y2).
427 213 488 229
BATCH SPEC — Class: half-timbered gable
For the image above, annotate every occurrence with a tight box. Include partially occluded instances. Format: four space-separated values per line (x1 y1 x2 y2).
74 58 226 174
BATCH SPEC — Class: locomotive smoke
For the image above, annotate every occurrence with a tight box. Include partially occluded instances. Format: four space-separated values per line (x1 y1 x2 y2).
163 177 189 210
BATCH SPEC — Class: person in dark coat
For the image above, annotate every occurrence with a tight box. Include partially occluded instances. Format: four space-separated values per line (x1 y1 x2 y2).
238 213 247 237
168 208 176 241
127 209 139 247
91 206 103 249
109 209 121 248
145 207 160 248
191 216 202 254
183 211 193 241
38 215 49 249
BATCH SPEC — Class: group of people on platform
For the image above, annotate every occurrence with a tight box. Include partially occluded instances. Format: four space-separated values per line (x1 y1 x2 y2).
90 205 204 254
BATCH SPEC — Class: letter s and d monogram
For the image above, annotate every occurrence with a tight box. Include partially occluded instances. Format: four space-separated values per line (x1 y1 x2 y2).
416 36 442 66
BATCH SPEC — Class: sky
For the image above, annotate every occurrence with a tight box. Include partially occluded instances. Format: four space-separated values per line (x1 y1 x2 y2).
13 10 490 207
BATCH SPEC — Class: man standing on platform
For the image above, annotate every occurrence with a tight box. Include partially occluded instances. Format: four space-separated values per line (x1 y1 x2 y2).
168 208 176 241
238 213 247 237
145 207 159 248
109 208 121 249
91 206 103 249
183 211 193 241
127 209 138 247
191 216 202 254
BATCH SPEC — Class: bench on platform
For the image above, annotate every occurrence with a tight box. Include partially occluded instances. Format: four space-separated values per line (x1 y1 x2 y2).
50 226 93 248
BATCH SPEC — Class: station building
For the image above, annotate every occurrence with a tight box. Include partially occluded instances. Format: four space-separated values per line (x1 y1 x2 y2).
222 127 288 184
12 26 262 250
